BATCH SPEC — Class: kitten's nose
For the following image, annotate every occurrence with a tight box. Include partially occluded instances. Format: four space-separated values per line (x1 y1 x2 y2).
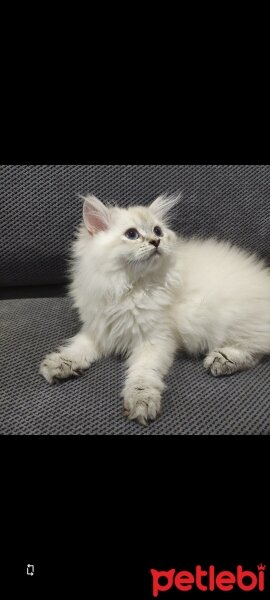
149 239 160 248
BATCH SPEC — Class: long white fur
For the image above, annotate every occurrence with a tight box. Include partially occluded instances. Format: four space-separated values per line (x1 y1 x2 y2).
39 193 270 426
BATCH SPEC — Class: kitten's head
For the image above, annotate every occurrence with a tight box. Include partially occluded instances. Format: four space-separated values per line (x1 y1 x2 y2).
81 193 179 277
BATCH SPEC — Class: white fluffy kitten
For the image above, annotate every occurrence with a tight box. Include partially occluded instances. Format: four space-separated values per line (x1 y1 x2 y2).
39 193 270 426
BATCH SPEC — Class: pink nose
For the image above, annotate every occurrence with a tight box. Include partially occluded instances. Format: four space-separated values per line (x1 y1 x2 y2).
149 239 160 248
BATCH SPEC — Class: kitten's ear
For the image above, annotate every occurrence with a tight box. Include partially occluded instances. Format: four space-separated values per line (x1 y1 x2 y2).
149 192 181 220
82 194 111 235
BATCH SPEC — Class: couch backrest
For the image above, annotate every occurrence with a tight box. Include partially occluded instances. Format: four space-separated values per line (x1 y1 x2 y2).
1 164 270 287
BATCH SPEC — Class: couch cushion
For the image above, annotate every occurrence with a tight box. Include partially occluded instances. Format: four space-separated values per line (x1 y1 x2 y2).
1 164 270 287
1 296 269 434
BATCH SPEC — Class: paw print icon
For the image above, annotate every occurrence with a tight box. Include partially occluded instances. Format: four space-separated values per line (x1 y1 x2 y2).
27 564 34 576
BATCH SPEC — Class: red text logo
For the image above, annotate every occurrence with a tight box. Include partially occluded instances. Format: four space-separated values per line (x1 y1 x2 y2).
150 564 266 596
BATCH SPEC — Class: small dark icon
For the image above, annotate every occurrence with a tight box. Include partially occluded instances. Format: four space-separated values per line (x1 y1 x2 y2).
27 564 34 576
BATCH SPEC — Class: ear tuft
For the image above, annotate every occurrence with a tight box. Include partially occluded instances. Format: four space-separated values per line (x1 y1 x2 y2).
82 194 111 235
149 192 181 220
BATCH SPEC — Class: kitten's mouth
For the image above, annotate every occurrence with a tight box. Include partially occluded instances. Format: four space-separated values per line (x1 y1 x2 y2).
137 249 162 264
146 249 161 260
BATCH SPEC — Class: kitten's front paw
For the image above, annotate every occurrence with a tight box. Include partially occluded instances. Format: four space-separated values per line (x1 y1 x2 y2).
39 352 84 384
121 386 161 426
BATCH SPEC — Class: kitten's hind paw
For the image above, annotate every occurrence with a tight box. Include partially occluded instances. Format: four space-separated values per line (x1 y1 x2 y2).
203 346 260 377
203 350 238 377
121 386 161 426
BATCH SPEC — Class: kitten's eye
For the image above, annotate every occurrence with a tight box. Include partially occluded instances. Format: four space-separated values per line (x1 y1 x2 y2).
125 228 140 240
153 226 163 237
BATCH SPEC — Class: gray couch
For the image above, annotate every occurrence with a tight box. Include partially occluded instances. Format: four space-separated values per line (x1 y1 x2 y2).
1 165 270 434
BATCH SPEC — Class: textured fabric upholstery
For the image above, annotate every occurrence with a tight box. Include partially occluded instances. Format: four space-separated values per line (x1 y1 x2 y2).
1 165 270 287
1 296 269 435
1 165 270 434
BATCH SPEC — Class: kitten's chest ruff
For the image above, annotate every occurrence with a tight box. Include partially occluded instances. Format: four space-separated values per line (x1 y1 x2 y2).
86 284 171 354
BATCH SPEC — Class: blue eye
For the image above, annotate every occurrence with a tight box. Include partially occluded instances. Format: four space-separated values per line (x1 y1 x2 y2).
125 228 140 240
153 226 163 237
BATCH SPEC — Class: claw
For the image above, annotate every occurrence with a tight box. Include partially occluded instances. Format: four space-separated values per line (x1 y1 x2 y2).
136 414 148 427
